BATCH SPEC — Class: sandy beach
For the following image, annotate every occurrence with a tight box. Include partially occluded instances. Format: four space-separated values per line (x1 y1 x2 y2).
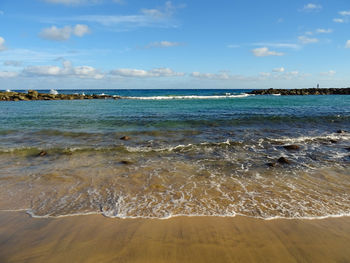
1 211 350 263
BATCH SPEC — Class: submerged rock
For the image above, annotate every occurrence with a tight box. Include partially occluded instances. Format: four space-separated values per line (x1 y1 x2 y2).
38 150 47 157
336 130 347 134
266 162 277 167
283 145 300 151
277 157 291 165
120 160 133 165
120 136 131 141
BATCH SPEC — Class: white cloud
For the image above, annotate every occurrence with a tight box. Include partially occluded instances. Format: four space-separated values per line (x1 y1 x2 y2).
259 72 271 77
333 18 345 23
110 68 184 78
190 70 306 81
39 24 90 41
0 71 18 78
280 71 301 79
0 10 4 15
23 60 104 79
4 60 22 67
298 35 319 44
252 47 284 57
346 40 350 48
252 42 300 49
0 37 7 51
49 1 183 30
339 10 350 16
74 66 104 79
146 41 182 48
320 70 336 76
273 67 285 73
315 28 333 34
39 26 72 41
28 65 61 75
191 72 230 80
73 24 91 37
141 1 178 18
301 3 322 11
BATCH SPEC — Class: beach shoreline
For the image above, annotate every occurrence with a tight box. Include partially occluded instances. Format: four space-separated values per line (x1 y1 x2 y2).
1 211 350 263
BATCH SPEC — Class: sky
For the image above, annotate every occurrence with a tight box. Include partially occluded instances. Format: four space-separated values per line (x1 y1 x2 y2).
0 0 349 89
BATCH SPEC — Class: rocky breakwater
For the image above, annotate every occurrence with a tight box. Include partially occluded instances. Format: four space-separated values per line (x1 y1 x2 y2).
0 90 122 101
249 88 350 96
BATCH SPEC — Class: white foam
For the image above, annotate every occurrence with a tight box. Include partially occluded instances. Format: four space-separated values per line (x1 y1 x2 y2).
270 133 350 143
50 89 58 95
4 209 348 221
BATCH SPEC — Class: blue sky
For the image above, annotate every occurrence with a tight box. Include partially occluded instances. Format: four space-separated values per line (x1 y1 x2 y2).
0 0 349 89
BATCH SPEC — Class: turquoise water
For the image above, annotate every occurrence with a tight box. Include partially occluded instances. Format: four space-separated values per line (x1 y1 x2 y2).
0 90 349 219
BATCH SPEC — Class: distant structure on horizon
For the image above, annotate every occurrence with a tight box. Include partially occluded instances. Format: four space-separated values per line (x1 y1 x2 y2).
317 84 320 89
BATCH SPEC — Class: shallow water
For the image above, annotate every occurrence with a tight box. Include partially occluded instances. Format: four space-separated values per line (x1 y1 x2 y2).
0 89 349 219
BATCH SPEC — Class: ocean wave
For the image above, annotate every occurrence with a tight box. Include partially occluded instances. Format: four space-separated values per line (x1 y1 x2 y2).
268 133 350 143
0 132 349 156
124 94 251 100
1 209 349 221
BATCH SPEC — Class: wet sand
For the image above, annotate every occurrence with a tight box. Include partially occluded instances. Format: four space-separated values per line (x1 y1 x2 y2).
1 212 350 263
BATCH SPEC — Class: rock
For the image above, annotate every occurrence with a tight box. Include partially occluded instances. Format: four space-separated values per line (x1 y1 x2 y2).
248 88 350 96
27 90 39 98
345 147 350 151
38 150 47 157
330 139 337 144
336 130 346 134
120 136 131 141
120 160 133 165
266 162 276 167
277 157 291 165
283 145 300 151
0 90 119 101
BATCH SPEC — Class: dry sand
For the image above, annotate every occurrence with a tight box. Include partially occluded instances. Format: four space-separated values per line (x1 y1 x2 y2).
0 211 350 263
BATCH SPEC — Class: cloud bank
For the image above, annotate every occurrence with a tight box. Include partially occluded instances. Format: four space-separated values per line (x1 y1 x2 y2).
23 60 103 79
110 68 184 78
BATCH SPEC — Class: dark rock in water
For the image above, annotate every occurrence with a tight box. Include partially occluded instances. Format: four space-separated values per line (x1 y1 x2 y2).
120 136 131 141
330 139 337 144
38 150 47 157
277 157 291 165
345 147 350 151
120 160 133 165
248 88 350 96
266 162 276 167
283 145 300 151
0 90 120 101
336 130 346 134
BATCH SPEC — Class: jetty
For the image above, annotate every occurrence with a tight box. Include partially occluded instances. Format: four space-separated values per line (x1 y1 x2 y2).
249 88 350 96
0 90 121 101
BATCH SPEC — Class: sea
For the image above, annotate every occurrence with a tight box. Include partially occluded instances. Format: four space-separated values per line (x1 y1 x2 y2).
0 89 349 220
